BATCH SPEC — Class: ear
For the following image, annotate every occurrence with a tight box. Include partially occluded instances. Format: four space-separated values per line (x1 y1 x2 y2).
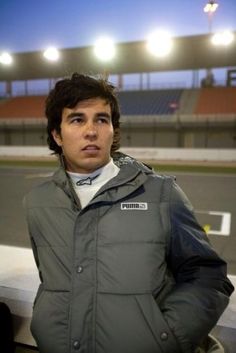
51 129 62 147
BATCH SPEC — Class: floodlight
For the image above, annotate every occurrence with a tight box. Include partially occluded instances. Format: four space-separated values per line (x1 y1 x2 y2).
211 31 234 46
0 52 13 65
147 31 173 58
204 1 218 13
43 47 60 61
94 37 115 62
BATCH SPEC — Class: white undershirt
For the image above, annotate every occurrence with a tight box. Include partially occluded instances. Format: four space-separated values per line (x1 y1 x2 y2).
67 159 120 208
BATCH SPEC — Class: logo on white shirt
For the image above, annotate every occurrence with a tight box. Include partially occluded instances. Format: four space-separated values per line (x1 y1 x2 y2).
121 202 148 210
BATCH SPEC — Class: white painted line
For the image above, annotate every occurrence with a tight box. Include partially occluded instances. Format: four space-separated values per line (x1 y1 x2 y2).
208 211 231 236
196 210 231 236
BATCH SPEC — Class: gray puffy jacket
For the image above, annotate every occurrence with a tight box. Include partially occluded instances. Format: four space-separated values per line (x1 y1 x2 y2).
24 153 234 353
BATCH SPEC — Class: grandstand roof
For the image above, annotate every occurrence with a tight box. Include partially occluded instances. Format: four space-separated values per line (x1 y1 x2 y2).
0 33 236 81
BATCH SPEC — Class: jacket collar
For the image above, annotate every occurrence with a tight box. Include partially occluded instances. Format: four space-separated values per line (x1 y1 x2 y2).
90 163 148 204
113 151 153 174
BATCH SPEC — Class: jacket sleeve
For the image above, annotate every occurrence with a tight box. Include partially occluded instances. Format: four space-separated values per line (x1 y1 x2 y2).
159 180 234 353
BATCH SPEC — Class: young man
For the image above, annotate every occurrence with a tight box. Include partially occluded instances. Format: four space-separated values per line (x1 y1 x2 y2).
24 73 234 353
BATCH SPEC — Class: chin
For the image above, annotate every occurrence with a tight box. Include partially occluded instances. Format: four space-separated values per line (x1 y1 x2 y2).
82 161 103 173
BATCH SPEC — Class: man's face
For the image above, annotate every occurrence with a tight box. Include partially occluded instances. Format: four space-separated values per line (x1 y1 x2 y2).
52 98 114 174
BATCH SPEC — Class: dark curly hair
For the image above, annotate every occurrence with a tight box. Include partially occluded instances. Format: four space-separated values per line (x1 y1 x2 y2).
45 73 121 155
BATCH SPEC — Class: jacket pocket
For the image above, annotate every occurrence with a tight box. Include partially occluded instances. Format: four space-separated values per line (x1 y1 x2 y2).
30 290 46 339
30 290 69 353
135 294 181 353
96 293 181 353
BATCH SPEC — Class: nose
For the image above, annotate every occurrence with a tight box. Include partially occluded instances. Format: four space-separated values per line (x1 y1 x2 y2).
84 122 97 139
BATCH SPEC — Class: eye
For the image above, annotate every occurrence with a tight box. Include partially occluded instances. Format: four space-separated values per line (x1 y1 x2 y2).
97 116 110 124
70 116 84 124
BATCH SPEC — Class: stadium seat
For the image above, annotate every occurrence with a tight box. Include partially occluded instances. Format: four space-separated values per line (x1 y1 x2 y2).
118 89 183 115
195 87 236 114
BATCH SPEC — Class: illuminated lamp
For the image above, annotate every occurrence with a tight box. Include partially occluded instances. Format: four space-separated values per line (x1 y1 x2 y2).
211 31 234 46
43 47 60 61
147 30 173 57
204 1 218 13
0 52 13 65
94 37 115 62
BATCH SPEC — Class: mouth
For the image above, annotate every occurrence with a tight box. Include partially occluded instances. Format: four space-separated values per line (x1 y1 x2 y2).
82 145 100 152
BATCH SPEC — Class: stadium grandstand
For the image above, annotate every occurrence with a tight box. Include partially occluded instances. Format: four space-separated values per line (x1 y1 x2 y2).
0 85 236 149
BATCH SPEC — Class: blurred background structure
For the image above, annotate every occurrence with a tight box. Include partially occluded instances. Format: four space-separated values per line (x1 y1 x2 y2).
0 0 235 150
0 34 236 149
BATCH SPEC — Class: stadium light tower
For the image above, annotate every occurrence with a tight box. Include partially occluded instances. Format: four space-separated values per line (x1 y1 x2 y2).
203 1 219 86
203 0 219 33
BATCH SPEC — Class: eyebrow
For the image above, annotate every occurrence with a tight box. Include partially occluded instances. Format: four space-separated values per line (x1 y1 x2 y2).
66 111 111 120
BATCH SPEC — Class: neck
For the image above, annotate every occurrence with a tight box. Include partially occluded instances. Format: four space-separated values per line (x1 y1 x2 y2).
60 154 111 176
